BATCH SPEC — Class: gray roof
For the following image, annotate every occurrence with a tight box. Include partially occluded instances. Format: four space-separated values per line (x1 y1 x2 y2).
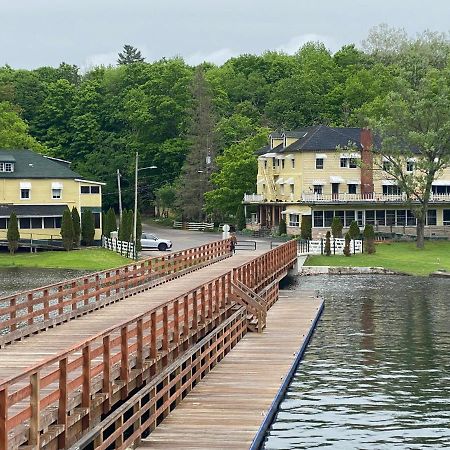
0 204 67 217
0 149 81 179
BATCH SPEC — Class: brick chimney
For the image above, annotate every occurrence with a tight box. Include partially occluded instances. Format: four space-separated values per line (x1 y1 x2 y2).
360 128 374 197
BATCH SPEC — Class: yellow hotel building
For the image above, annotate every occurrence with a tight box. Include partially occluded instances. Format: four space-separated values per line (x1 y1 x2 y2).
243 125 450 237
0 149 104 241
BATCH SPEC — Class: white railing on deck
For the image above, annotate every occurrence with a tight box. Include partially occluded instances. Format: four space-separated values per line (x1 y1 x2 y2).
102 236 134 258
303 238 363 255
173 221 214 231
302 193 450 203
243 193 265 202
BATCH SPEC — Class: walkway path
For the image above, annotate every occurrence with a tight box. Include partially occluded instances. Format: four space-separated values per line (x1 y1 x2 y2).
136 290 323 449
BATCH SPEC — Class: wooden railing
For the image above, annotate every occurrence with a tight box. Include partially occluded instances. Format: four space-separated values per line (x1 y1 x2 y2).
0 239 232 346
0 240 297 449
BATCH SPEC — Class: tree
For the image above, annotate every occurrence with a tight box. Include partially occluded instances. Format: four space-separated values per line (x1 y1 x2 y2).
365 69 450 248
104 208 117 237
117 45 145 65
300 215 312 240
136 210 142 252
235 204 246 231
119 210 133 242
71 207 81 247
324 231 331 256
177 67 217 222
155 184 177 217
60 208 74 251
343 232 351 256
81 209 95 246
278 218 287 235
348 220 360 240
363 224 376 254
331 216 343 238
7 212 20 254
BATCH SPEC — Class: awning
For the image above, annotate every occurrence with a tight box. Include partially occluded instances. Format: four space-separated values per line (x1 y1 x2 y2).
315 153 328 159
275 155 285 160
432 180 450 186
275 178 285 185
330 176 344 183
256 179 265 185
0 204 67 218
381 180 397 186
340 153 360 158
261 152 277 158
51 182 63 189
347 180 361 185
20 182 31 189
284 178 295 184
312 180 326 185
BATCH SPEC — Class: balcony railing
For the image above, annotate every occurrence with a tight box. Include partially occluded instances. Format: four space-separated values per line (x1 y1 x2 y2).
301 193 450 203
243 193 265 202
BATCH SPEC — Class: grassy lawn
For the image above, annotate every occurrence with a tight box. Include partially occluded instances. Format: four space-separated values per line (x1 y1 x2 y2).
305 241 450 276
0 248 130 270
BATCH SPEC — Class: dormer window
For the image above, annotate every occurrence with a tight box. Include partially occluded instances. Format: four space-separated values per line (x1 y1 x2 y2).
0 162 14 172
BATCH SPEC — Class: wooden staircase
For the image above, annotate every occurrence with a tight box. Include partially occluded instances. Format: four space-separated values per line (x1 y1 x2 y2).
230 280 267 333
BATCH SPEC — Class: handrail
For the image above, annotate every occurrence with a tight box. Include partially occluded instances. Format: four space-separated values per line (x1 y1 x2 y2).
0 239 232 344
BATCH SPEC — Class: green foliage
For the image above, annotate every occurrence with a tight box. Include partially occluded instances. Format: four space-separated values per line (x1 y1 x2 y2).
71 207 81 247
155 184 177 216
104 208 117 237
136 210 142 252
278 218 287 236
331 216 343 238
324 231 331 256
7 212 20 255
235 204 246 231
348 220 360 240
343 233 351 256
300 215 312 240
117 45 145 65
119 210 133 242
81 209 95 246
363 224 376 254
60 208 74 251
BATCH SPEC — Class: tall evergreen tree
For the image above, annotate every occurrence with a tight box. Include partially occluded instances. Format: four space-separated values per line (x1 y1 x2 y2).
136 210 142 252
81 209 95 246
60 208 74 251
117 45 145 65
71 206 81 247
177 67 216 222
7 212 20 255
104 207 117 237
119 209 133 242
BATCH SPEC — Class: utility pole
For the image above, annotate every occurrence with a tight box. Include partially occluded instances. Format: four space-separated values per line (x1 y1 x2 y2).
117 169 123 223
133 152 138 260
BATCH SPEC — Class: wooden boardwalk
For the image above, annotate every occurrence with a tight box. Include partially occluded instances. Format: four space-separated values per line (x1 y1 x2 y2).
136 290 323 450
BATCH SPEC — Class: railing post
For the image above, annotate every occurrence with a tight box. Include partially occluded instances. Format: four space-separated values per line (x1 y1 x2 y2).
82 345 91 429
29 371 40 447
200 286 206 324
58 358 68 449
0 387 8 450
10 297 16 332
58 285 64 316
183 295 189 347
27 292 33 325
192 291 198 332
102 335 111 413
162 305 169 354
120 326 129 399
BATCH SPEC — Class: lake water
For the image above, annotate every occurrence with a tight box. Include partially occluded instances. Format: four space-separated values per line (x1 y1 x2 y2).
264 275 450 449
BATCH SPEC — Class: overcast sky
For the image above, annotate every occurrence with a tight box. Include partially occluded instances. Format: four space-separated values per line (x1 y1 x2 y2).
1 0 449 70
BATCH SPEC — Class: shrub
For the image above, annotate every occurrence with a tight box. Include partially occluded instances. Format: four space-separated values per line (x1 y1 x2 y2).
331 216 343 238
119 210 133 242
60 208 74 251
81 209 95 246
7 212 20 255
104 208 117 237
348 220 360 240
343 232 351 256
278 218 287 235
136 210 142 252
363 224 376 254
235 204 246 231
300 215 312 240
71 207 81 248
324 231 331 256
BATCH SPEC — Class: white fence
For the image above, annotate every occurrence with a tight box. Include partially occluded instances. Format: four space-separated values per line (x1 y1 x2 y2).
102 236 135 258
302 238 362 255
173 221 214 231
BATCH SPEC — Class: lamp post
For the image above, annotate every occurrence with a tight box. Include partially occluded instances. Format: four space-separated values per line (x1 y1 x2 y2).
134 151 157 259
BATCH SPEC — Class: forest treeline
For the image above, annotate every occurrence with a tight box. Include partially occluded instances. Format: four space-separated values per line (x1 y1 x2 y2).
1 25 449 221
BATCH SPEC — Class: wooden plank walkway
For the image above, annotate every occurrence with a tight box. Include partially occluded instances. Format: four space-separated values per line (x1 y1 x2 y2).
136 290 322 449
0 253 262 383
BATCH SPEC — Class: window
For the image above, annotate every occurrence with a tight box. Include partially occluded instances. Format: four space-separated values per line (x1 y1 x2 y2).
0 218 7 229
340 158 347 168
20 189 30 199
324 211 334 227
19 217 31 229
349 158 357 168
281 159 285 169
432 185 450 195
291 158 295 169
334 210 345 224
0 162 14 172
340 157 358 168
52 189 62 199
406 161 414 172
313 211 324 227
80 186 90 194
386 210 395 226
313 185 323 195
55 217 62 228
290 184 294 194
357 211 364 227
44 217 57 228
345 210 355 227
31 218 42 229
376 210 386 226
382 160 392 172
365 210 375 225
315 158 324 169
407 210 417 226
383 185 401 195
80 185 100 194
288 214 300 227
348 184 357 194
396 209 406 226
427 210 437 226
93 212 101 229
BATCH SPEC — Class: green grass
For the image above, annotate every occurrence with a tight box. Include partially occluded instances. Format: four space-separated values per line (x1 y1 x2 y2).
0 248 130 270
305 241 450 276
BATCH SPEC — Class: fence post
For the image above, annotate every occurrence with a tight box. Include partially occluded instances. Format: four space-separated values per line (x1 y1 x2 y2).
333 238 336 255
320 238 323 255
30 371 41 447
0 387 8 450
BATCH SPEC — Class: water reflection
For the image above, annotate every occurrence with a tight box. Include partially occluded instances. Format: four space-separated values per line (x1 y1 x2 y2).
264 275 450 449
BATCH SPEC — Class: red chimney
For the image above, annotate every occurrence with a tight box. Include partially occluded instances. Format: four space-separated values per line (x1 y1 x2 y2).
360 128 374 197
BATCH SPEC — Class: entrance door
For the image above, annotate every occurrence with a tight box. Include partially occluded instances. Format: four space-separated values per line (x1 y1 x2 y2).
332 183 339 200
444 209 450 226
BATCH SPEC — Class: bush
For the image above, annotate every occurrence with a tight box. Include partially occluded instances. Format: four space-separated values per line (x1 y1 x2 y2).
235 204 246 231
104 208 117 237
343 232 351 256
363 224 376 254
71 207 81 248
348 220 360 240
81 209 95 246
7 212 20 255
331 216 343 238
60 208 74 251
278 218 287 235
324 231 331 256
300 215 312 240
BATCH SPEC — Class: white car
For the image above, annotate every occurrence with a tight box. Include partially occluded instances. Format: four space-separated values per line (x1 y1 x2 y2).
141 233 172 251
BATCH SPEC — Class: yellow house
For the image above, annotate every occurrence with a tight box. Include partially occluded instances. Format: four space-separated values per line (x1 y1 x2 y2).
243 126 450 237
0 149 105 242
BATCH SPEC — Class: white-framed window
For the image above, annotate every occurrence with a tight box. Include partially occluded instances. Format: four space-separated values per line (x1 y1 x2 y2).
20 189 30 199
382 160 392 172
0 162 14 172
341 157 358 168
383 185 401 195
315 158 324 169
348 184 357 194
289 214 300 227
290 184 294 194
81 185 100 194
313 185 323 195
52 189 62 199
406 161 414 172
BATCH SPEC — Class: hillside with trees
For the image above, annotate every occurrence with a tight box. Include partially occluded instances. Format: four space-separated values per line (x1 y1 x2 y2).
0 27 449 223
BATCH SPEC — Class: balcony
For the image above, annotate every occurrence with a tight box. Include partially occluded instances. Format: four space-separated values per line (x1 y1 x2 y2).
243 193 265 203
301 193 450 203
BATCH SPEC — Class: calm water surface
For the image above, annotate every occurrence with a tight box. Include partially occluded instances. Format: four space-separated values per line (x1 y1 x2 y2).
265 275 450 449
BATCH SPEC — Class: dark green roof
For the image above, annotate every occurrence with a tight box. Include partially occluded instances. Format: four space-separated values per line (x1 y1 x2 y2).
0 149 81 179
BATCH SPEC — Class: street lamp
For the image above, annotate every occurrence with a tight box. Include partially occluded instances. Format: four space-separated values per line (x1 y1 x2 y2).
134 151 157 259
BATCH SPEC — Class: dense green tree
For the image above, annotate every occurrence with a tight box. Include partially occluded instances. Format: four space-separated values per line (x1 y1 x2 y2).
300 215 312 240
104 208 117 237
155 184 177 217
348 220 360 240
363 224 376 254
71 206 81 247
235 204 246 231
343 232 351 256
331 216 343 238
324 231 331 256
117 45 145 65
7 212 20 255
278 218 287 236
119 209 133 242
81 209 95 246
60 208 74 251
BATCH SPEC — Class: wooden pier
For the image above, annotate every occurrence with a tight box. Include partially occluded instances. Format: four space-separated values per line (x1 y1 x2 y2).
0 239 321 449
